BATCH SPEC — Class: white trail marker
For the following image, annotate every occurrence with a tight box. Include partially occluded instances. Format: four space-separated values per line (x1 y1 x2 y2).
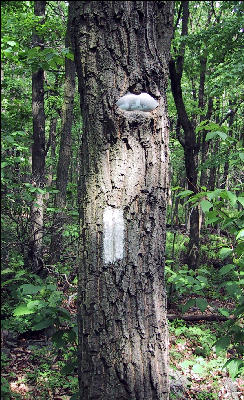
103 207 124 264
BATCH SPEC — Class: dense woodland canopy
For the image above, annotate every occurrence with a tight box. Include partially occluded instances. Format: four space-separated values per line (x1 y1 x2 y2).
1 1 244 399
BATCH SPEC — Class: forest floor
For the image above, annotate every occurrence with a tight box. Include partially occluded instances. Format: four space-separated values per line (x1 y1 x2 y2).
1 296 243 400
167 299 243 400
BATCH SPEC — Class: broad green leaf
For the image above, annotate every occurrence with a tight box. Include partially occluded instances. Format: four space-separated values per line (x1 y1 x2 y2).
215 336 231 354
1 268 14 274
200 199 213 212
206 131 217 141
58 307 71 319
176 190 194 198
65 51 74 61
192 363 205 375
216 131 227 140
219 247 233 259
237 195 244 207
7 40 17 46
196 276 208 284
224 358 244 379
223 282 240 297
234 303 244 317
207 189 223 200
236 229 244 240
182 298 195 313
239 152 244 162
32 319 53 331
37 188 46 194
196 120 208 132
218 308 230 317
19 284 43 294
13 304 35 316
219 264 235 275
27 300 41 309
205 210 220 225
226 191 237 206
185 276 196 284
171 186 182 191
196 298 208 312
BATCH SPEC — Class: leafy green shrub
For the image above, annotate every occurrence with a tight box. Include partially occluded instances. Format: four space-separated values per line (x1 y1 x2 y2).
175 185 244 378
196 391 218 400
12 280 77 344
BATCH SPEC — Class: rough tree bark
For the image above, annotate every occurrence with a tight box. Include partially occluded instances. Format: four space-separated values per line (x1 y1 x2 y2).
49 4 75 265
29 0 46 274
69 1 174 399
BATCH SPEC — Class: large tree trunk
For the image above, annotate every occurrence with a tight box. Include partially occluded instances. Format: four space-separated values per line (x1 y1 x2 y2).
29 0 46 274
69 1 174 399
49 4 75 265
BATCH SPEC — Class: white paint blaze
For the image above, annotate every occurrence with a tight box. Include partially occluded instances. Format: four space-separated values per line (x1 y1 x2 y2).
103 207 124 264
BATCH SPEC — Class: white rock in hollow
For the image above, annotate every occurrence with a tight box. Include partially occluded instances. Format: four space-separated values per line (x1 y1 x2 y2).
116 92 159 112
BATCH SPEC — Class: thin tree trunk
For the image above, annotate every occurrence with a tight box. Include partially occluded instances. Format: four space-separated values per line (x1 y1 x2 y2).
49 4 75 265
221 101 235 189
169 1 204 269
199 97 213 187
29 0 46 274
44 116 57 203
208 100 221 191
70 2 174 399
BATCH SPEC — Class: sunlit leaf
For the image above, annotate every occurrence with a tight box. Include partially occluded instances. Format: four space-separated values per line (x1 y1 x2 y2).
224 358 244 379
200 199 213 212
219 247 233 259
13 304 35 316
219 264 235 275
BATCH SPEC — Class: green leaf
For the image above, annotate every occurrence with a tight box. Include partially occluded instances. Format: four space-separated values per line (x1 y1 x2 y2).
32 319 53 331
185 276 196 284
200 199 213 212
196 276 208 284
205 210 220 224
176 190 194 198
218 308 230 317
219 247 233 259
219 264 235 275
236 229 244 240
195 298 208 312
182 298 195 313
19 284 43 294
206 131 217 141
226 191 237 206
58 307 71 320
65 51 74 61
224 358 244 379
234 303 244 317
1 268 14 275
195 120 208 132
222 281 240 297
215 336 231 354
27 300 41 310
7 40 17 46
13 304 35 316
192 363 205 375
216 131 227 140
239 152 244 162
